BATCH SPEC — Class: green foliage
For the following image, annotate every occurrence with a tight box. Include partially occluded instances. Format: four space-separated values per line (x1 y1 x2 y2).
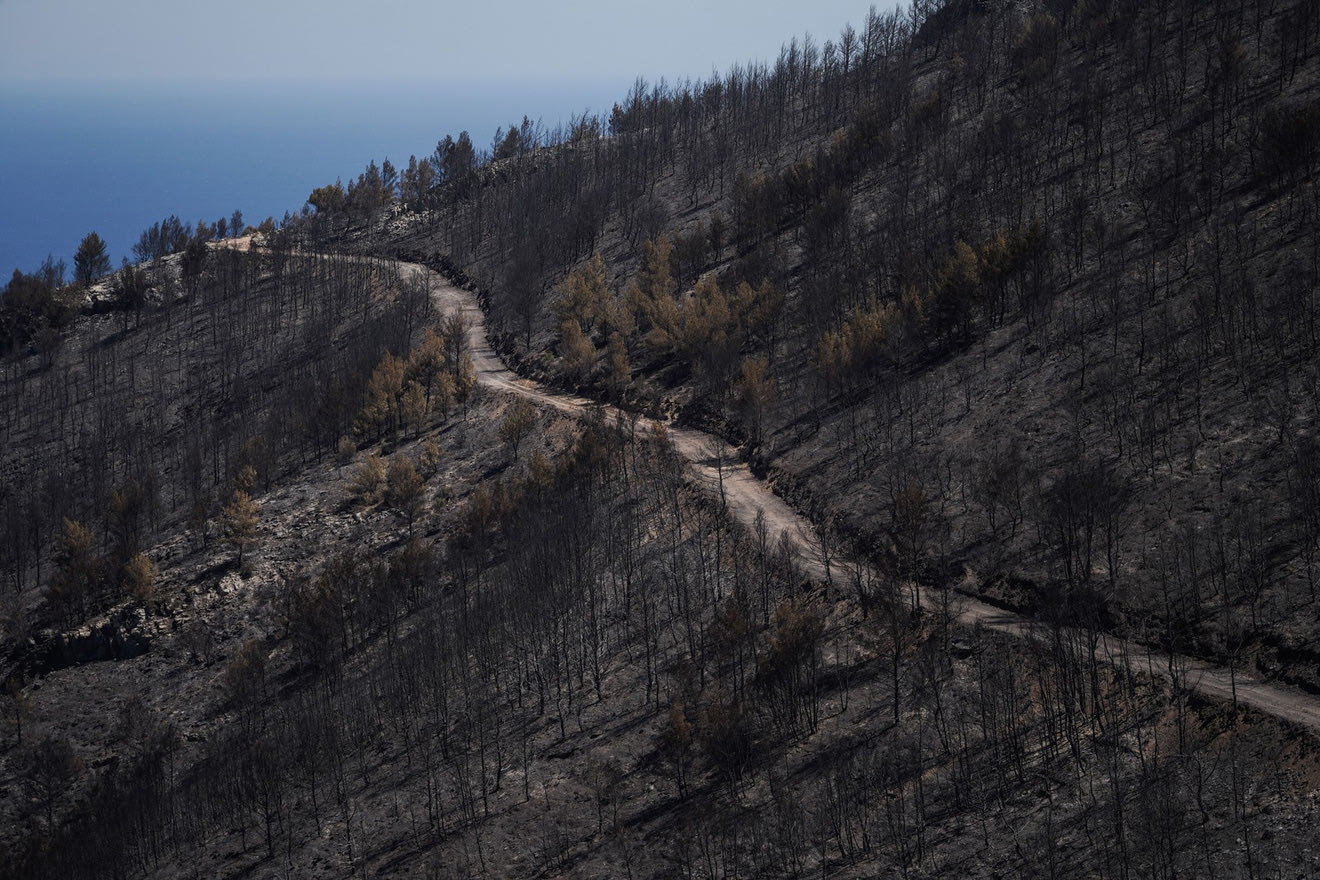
492 117 536 161
307 181 347 215
346 160 393 214
115 261 150 315
132 215 191 262
435 131 478 196
73 232 111 286
180 232 209 281
1 265 76 355
400 154 436 203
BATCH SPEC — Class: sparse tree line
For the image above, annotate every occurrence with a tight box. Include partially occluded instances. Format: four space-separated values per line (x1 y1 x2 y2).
2 209 263 358
131 210 252 264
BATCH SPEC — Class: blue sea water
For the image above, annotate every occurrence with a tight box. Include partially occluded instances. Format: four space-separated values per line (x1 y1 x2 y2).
0 79 626 277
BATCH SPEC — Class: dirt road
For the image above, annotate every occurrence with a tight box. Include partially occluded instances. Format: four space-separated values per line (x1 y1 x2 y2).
411 262 1320 733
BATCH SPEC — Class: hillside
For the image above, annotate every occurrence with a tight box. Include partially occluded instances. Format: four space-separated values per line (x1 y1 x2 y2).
360 0 1320 685
2 0 1320 877
7 259 1320 879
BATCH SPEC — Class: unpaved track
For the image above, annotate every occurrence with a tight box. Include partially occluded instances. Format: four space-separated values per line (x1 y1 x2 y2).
412 263 1320 733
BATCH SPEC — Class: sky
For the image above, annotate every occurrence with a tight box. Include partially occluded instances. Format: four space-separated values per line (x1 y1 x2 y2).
1 0 889 88
1 0 899 275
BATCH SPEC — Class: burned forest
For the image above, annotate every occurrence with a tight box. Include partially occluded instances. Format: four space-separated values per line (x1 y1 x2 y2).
3 0 1320 877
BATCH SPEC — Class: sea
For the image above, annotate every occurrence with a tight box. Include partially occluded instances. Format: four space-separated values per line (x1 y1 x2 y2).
0 79 626 278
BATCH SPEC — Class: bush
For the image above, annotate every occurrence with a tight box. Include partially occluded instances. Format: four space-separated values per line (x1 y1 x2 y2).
352 452 387 505
386 455 426 529
337 435 357 464
121 553 157 603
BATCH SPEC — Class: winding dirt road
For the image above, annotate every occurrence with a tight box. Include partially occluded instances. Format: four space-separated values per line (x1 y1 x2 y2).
410 262 1320 734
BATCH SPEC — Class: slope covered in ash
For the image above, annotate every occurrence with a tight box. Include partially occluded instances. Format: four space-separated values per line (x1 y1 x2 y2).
6 262 1320 880
355 0 1320 687
4 0 1320 876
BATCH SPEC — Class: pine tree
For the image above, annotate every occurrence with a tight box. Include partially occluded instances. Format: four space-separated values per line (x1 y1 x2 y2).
605 331 632 396
221 491 259 567
559 319 596 380
408 328 447 402
47 518 100 622
401 381 429 435
73 232 111 285
555 253 610 333
499 398 537 461
386 455 426 533
357 351 406 438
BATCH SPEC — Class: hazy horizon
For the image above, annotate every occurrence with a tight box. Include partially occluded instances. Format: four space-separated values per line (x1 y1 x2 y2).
1 0 897 276
0 78 630 275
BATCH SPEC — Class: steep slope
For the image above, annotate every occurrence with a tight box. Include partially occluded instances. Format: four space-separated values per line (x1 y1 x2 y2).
4 0 1320 877
10 255 1320 880
358 0 1320 690
426 260 1320 731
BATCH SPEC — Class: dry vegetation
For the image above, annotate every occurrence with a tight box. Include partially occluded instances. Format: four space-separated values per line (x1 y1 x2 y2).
367 0 1320 684
4 0 1320 877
